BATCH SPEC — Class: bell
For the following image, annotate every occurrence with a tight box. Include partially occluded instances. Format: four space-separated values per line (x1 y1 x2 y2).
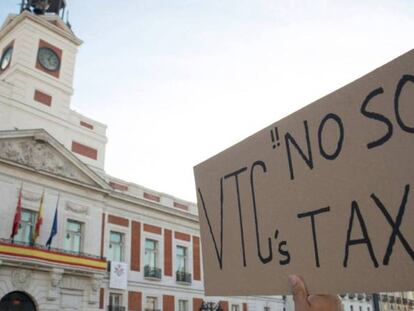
32 0 51 14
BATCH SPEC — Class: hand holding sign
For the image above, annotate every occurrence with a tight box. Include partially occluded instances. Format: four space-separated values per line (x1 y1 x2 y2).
194 49 414 295
289 275 342 311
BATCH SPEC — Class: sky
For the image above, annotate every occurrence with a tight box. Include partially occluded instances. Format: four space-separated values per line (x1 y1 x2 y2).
1 0 413 202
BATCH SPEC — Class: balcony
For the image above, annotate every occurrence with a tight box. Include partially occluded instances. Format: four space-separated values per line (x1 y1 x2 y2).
176 270 192 284
0 238 107 272
144 265 162 280
108 306 126 311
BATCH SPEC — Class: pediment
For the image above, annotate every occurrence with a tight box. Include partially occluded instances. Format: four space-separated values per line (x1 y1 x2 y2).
0 130 109 190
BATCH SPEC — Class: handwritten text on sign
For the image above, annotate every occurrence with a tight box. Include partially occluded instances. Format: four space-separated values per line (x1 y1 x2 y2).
193 50 414 296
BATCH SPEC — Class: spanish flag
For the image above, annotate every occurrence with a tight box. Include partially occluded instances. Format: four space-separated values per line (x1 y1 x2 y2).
32 190 45 244
10 186 23 240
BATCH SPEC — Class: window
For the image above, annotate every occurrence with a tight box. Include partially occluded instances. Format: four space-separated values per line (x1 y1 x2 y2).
64 219 83 253
145 296 157 311
350 306 354 311
109 293 123 307
176 245 188 273
264 307 271 311
14 209 36 244
176 245 191 283
232 305 240 311
360 307 362 311
144 239 161 279
108 231 124 262
178 300 188 311
145 239 158 268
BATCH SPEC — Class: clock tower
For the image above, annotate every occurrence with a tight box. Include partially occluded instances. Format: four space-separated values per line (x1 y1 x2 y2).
0 0 107 172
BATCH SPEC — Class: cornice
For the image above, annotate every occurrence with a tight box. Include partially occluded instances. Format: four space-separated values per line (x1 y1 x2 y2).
106 191 200 224
0 11 82 46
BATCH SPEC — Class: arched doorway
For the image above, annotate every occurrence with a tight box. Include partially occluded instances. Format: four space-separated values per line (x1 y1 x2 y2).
0 291 36 311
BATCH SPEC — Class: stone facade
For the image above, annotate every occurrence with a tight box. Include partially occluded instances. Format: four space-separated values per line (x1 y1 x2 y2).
377 293 414 311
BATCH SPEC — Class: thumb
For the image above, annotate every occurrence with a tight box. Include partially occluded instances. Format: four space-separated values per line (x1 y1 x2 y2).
289 275 309 311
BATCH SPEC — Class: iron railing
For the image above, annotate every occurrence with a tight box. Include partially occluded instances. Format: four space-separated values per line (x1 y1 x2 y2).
199 302 223 311
144 265 162 279
176 270 191 283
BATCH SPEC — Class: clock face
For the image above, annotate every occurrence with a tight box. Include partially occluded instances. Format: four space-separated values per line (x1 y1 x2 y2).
0 46 13 71
38 47 60 72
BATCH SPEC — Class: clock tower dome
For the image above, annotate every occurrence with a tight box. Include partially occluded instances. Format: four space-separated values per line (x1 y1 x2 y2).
0 0 107 172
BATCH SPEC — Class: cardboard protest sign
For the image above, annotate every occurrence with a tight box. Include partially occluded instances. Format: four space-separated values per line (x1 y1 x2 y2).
194 49 414 296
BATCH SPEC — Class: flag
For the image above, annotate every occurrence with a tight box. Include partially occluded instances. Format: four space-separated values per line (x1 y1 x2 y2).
46 194 59 248
11 186 23 240
32 190 45 244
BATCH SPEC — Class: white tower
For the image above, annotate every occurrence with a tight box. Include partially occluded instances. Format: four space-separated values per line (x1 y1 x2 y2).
0 0 107 172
